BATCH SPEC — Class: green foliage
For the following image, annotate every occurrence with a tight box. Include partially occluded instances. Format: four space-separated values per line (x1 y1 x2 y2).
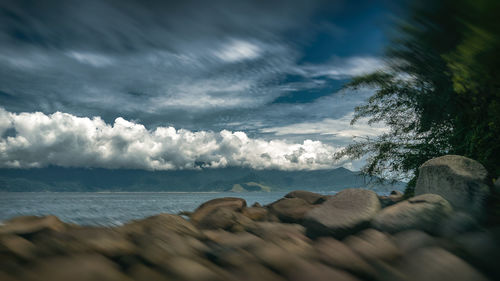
336 0 500 194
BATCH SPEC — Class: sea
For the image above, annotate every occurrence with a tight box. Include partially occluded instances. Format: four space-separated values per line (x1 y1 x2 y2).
0 191 340 226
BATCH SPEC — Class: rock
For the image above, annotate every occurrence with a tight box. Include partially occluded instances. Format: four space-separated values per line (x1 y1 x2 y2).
452 231 500 278
246 223 314 262
0 272 16 281
252 202 262 208
207 247 258 269
251 242 306 274
203 230 263 250
120 213 202 239
415 155 490 218
70 227 136 257
303 189 381 238
391 190 403 196
196 207 240 230
0 234 37 260
438 212 481 237
178 210 193 217
135 232 207 265
397 247 489 281
246 222 309 242
392 230 437 254
164 257 221 281
242 207 268 221
284 261 361 281
372 194 453 234
0 215 66 236
228 264 286 281
33 226 136 257
268 197 315 223
196 207 254 231
343 229 401 262
313 237 377 279
203 231 261 268
190 197 246 224
284 190 326 204
23 254 133 281
379 190 404 207
128 264 170 281
488 178 500 224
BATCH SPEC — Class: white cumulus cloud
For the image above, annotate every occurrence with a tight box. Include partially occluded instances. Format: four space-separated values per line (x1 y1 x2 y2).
0 108 348 170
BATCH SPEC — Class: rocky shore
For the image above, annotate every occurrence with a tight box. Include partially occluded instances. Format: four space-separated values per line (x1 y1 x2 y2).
1 155 499 281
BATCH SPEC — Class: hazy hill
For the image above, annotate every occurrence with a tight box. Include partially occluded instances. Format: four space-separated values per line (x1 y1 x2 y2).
0 167 405 193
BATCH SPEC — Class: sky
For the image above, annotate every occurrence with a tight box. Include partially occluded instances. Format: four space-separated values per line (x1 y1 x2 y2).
0 0 398 171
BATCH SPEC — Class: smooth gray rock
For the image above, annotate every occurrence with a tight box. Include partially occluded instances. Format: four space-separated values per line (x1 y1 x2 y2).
415 155 490 218
304 189 381 238
372 194 453 234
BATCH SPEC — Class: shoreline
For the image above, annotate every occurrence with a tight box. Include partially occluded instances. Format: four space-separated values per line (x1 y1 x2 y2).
1 156 498 281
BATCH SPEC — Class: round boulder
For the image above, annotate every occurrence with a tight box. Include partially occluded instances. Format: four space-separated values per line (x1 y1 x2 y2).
371 194 453 234
268 197 315 223
196 207 254 231
415 155 490 218
190 197 246 224
303 189 381 238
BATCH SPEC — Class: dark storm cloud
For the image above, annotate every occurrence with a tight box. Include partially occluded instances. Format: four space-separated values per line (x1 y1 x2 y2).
0 0 325 52
0 0 341 117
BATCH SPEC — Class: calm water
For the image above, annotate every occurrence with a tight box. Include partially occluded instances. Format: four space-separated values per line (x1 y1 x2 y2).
0 191 335 226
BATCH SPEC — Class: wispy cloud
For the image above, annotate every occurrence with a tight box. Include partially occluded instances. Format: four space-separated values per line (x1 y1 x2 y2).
294 56 387 79
261 112 388 140
66 51 114 67
214 39 262 62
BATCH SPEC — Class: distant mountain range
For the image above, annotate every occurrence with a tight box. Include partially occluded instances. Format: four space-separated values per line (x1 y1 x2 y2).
0 167 405 193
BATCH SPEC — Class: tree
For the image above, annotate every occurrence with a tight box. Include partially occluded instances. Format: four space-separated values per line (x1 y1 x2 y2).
336 0 500 195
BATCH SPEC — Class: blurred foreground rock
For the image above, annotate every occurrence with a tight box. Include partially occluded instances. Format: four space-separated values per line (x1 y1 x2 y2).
1 155 498 281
